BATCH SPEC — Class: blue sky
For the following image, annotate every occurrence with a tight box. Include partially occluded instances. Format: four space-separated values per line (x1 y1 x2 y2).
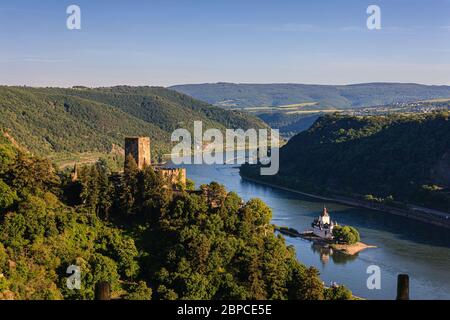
0 0 449 87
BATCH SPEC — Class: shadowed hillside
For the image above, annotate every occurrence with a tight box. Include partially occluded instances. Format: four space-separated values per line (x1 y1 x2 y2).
241 111 450 212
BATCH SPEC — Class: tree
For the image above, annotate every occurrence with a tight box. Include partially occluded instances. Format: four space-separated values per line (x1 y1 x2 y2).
80 165 100 212
138 166 173 222
90 254 121 293
96 163 113 220
0 212 28 251
8 152 60 197
185 178 195 191
324 285 353 300
200 182 227 209
125 281 152 300
332 225 360 245
0 179 17 210
120 155 139 215
0 136 351 301
98 228 139 279
288 266 324 300
239 198 272 237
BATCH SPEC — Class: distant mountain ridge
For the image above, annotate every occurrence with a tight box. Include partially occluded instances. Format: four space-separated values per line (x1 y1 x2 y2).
0 86 266 159
170 82 450 109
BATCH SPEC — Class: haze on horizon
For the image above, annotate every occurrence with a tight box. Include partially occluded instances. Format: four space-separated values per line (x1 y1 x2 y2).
1 0 450 87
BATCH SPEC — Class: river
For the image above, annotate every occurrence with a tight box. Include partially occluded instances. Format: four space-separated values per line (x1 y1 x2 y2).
169 160 450 300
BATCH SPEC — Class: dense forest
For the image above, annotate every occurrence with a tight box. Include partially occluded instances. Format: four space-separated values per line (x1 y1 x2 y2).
171 82 450 109
0 135 351 300
0 86 266 163
241 111 450 212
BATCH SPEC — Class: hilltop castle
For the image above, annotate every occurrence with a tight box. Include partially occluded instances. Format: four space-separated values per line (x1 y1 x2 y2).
125 137 186 187
125 137 151 170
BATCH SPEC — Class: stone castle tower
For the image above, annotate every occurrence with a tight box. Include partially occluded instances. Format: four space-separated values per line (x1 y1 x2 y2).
124 136 186 188
125 137 151 170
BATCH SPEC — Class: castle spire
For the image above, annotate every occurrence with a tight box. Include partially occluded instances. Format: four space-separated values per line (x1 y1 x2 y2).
321 205 329 217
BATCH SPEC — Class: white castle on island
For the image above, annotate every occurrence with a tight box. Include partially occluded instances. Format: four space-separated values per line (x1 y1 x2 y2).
311 206 337 240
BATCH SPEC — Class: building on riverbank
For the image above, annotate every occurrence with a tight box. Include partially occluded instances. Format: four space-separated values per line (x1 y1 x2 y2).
312 206 337 239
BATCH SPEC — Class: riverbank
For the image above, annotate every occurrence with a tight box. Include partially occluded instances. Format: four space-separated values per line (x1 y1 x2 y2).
275 226 376 255
242 176 450 230
181 163 450 299
330 242 377 255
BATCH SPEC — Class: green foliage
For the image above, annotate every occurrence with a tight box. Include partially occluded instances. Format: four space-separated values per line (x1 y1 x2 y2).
77 161 114 219
0 139 140 299
0 179 17 210
242 112 450 212
137 166 173 220
185 178 195 191
119 155 140 215
89 254 121 291
332 226 360 245
134 180 340 300
0 137 351 300
288 265 325 300
0 86 266 160
118 160 173 220
0 135 16 172
125 281 152 300
324 285 353 300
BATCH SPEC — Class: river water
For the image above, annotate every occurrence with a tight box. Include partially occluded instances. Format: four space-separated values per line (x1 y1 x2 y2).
169 160 450 300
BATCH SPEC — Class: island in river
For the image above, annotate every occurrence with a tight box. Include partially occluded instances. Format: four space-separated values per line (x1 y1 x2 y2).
275 226 376 256
240 112 450 229
169 157 450 299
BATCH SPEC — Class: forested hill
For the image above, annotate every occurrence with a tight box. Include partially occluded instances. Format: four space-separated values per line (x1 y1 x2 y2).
0 129 351 300
0 86 266 158
241 112 450 212
170 83 450 109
